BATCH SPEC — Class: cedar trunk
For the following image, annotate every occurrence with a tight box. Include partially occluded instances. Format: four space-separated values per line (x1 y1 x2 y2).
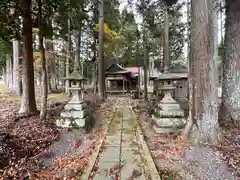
75 29 81 72
65 17 71 96
220 0 240 125
38 0 48 119
143 21 148 101
98 0 106 99
186 0 221 145
19 0 37 114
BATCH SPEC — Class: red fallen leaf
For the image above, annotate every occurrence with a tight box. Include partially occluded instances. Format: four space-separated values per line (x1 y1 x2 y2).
113 174 120 180
127 176 134 180
70 140 82 149
163 148 182 157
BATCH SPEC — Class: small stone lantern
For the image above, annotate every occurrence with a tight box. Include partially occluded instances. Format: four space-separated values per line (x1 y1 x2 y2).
152 73 186 133
56 71 88 128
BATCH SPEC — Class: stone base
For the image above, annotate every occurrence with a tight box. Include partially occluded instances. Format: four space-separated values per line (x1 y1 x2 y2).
159 109 184 117
61 109 87 119
152 115 186 129
56 117 87 128
65 102 87 111
153 124 185 133
158 102 181 111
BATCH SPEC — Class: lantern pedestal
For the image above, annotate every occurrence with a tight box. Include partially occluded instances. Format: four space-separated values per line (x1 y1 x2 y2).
152 83 186 133
56 71 88 128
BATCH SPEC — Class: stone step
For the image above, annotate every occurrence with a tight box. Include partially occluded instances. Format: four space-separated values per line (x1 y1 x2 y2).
56 117 86 128
61 109 87 119
152 116 186 129
64 103 87 111
159 110 184 116
159 103 181 111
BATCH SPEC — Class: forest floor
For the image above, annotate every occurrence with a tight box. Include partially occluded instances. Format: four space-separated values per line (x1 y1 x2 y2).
134 101 240 180
1 81 240 180
0 81 115 179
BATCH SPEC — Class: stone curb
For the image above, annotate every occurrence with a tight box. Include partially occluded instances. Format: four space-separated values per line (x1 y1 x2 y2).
78 105 117 180
129 106 161 180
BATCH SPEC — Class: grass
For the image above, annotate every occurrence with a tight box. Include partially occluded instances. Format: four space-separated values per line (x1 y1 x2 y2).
3 97 20 103
0 83 9 93
0 82 69 103
0 83 20 103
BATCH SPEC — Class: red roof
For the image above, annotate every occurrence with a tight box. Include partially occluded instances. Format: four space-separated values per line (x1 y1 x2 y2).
124 67 139 74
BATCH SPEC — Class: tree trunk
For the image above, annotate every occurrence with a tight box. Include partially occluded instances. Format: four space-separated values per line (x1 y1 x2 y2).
65 17 71 96
220 0 240 125
98 0 106 99
143 21 148 101
136 31 141 99
45 41 54 93
12 40 20 95
91 36 98 93
8 56 13 90
186 0 191 67
185 0 221 145
6 56 9 87
163 4 169 72
92 1 98 93
18 43 23 96
45 27 55 93
2 67 6 84
38 0 48 119
75 29 81 72
19 0 37 115
46 15 55 92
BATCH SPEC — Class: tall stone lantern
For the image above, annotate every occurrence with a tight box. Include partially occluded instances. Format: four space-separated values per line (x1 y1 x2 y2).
152 73 186 133
56 70 88 128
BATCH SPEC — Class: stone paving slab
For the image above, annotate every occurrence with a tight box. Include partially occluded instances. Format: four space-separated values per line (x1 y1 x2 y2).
93 175 113 180
99 146 120 162
105 136 121 146
120 164 145 180
95 160 120 171
92 104 147 180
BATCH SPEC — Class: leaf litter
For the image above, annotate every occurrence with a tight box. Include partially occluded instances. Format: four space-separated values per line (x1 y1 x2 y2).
133 102 240 180
0 89 114 179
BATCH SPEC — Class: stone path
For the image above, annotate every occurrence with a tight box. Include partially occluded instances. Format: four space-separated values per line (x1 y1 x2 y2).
93 100 147 180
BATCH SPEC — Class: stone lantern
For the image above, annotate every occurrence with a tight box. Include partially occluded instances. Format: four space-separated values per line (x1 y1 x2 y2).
152 73 186 133
56 71 88 128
